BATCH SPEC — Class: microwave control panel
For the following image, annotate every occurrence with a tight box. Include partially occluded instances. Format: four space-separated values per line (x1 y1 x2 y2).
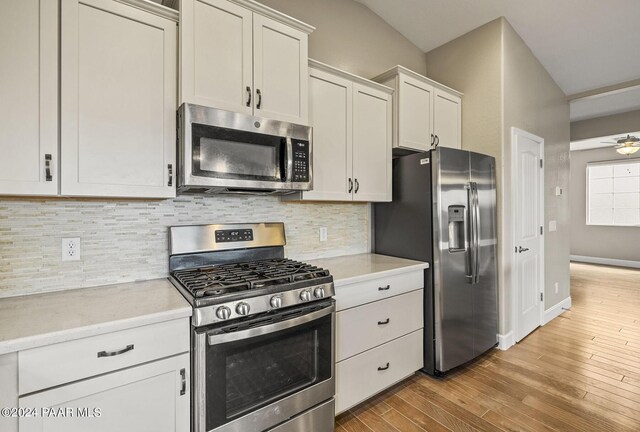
292 140 310 182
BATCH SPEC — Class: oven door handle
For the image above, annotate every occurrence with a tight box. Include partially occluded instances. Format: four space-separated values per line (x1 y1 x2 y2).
207 303 335 346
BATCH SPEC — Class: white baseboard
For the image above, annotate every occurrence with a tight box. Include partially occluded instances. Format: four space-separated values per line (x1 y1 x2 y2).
496 332 514 351
570 255 640 269
542 297 572 325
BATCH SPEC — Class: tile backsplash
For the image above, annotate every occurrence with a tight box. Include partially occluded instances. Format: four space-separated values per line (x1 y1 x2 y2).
0 196 370 297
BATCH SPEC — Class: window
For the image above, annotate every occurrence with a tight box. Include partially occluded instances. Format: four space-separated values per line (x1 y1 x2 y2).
587 160 640 226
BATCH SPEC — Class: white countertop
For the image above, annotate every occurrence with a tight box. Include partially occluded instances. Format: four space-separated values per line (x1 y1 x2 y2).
0 279 191 355
306 253 428 286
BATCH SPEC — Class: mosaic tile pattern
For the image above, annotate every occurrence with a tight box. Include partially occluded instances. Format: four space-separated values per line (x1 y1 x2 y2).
0 196 370 297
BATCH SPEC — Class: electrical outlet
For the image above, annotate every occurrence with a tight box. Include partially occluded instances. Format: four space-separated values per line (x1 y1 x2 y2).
319 227 328 242
554 282 559 294
62 238 81 261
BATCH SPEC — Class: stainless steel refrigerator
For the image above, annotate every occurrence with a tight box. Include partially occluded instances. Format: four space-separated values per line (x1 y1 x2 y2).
374 147 498 375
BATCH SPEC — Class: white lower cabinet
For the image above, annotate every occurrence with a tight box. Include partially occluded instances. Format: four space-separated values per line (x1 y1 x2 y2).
334 271 424 414
19 353 189 432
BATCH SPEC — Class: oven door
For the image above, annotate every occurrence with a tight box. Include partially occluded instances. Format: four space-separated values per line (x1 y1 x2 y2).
194 300 335 432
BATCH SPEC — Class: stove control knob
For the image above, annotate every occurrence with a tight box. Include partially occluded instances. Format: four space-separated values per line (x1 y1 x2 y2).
314 287 325 299
236 302 250 316
299 290 312 302
270 296 283 309
216 306 231 320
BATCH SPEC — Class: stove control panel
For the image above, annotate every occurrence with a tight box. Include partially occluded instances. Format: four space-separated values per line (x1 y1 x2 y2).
215 229 253 243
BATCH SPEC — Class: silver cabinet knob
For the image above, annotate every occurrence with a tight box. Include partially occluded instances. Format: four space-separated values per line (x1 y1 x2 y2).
235 302 250 316
313 287 325 299
216 306 231 320
299 290 311 302
270 296 283 309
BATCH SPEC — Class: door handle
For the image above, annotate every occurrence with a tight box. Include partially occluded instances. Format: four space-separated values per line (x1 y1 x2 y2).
378 285 390 291
167 164 173 187
378 362 390 371
256 89 262 109
518 246 529 253
377 318 390 325
354 178 359 193
97 344 134 358
180 368 186 395
348 178 353 193
246 86 252 107
472 182 480 284
45 154 53 182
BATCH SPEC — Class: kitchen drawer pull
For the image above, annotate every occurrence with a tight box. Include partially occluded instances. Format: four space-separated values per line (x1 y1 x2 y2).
378 285 390 291
180 368 186 395
378 318 390 325
256 89 262 109
348 178 353 193
97 344 134 358
246 86 252 107
354 178 360 193
378 362 390 371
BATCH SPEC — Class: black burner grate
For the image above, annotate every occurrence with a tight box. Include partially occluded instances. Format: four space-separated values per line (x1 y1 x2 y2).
172 258 330 298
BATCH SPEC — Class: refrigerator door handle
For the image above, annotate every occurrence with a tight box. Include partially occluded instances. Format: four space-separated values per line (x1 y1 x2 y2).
472 182 481 284
465 183 475 281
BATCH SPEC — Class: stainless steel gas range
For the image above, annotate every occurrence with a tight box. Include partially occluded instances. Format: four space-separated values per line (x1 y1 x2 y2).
168 222 335 432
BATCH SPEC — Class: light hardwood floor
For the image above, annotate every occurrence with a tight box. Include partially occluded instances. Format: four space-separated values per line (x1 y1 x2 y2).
336 262 640 432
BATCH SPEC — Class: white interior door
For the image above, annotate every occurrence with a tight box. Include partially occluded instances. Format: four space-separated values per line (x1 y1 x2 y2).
512 128 544 342
253 14 308 124
304 68 353 201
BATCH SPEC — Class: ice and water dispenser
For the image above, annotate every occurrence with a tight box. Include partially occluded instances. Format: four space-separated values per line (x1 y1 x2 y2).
448 205 466 252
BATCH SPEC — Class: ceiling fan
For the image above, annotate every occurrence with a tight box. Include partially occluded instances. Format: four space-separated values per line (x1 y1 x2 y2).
602 135 640 156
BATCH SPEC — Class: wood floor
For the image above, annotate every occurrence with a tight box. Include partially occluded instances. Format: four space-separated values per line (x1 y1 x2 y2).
335 262 640 432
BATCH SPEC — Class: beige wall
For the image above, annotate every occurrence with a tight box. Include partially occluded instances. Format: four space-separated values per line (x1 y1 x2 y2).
570 148 640 262
571 109 640 141
502 21 571 312
426 18 571 335
258 0 427 77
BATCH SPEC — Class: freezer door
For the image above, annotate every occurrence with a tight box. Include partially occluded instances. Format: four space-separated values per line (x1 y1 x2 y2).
470 151 498 356
433 147 474 372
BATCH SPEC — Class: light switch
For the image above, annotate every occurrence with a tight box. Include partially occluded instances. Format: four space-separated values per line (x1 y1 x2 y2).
549 220 557 232
555 186 563 196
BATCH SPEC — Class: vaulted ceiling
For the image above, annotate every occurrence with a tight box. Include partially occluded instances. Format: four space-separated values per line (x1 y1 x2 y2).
355 0 640 122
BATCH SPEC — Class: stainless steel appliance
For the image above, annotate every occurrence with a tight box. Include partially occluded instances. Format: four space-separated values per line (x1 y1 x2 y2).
374 147 498 375
177 104 313 194
168 222 335 432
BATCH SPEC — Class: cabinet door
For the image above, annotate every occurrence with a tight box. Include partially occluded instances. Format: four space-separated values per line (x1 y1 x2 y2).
397 74 433 152
253 15 309 124
60 0 177 198
352 84 392 202
434 89 462 149
0 0 58 196
180 0 253 114
303 68 353 201
19 353 189 432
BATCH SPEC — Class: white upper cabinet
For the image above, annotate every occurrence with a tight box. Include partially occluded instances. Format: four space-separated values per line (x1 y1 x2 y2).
180 0 312 125
60 0 177 198
0 0 58 196
285 60 392 203
373 66 462 152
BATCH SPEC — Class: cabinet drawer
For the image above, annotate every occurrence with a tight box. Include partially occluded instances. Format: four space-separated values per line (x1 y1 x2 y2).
336 329 423 414
334 270 423 311
19 318 189 395
337 289 423 361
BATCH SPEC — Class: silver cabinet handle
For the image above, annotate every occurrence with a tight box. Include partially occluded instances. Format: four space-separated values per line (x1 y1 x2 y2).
45 154 53 182
378 362 390 371
246 86 252 107
378 318 390 325
354 178 360 193
378 285 390 291
167 164 173 187
348 178 353 193
97 344 134 358
256 89 262 109
180 368 186 395
518 246 529 253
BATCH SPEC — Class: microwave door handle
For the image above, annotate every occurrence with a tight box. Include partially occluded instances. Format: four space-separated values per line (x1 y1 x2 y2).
285 137 293 182
207 302 335 345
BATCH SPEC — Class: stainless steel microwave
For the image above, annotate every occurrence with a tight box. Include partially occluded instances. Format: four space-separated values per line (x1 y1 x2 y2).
177 104 313 194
